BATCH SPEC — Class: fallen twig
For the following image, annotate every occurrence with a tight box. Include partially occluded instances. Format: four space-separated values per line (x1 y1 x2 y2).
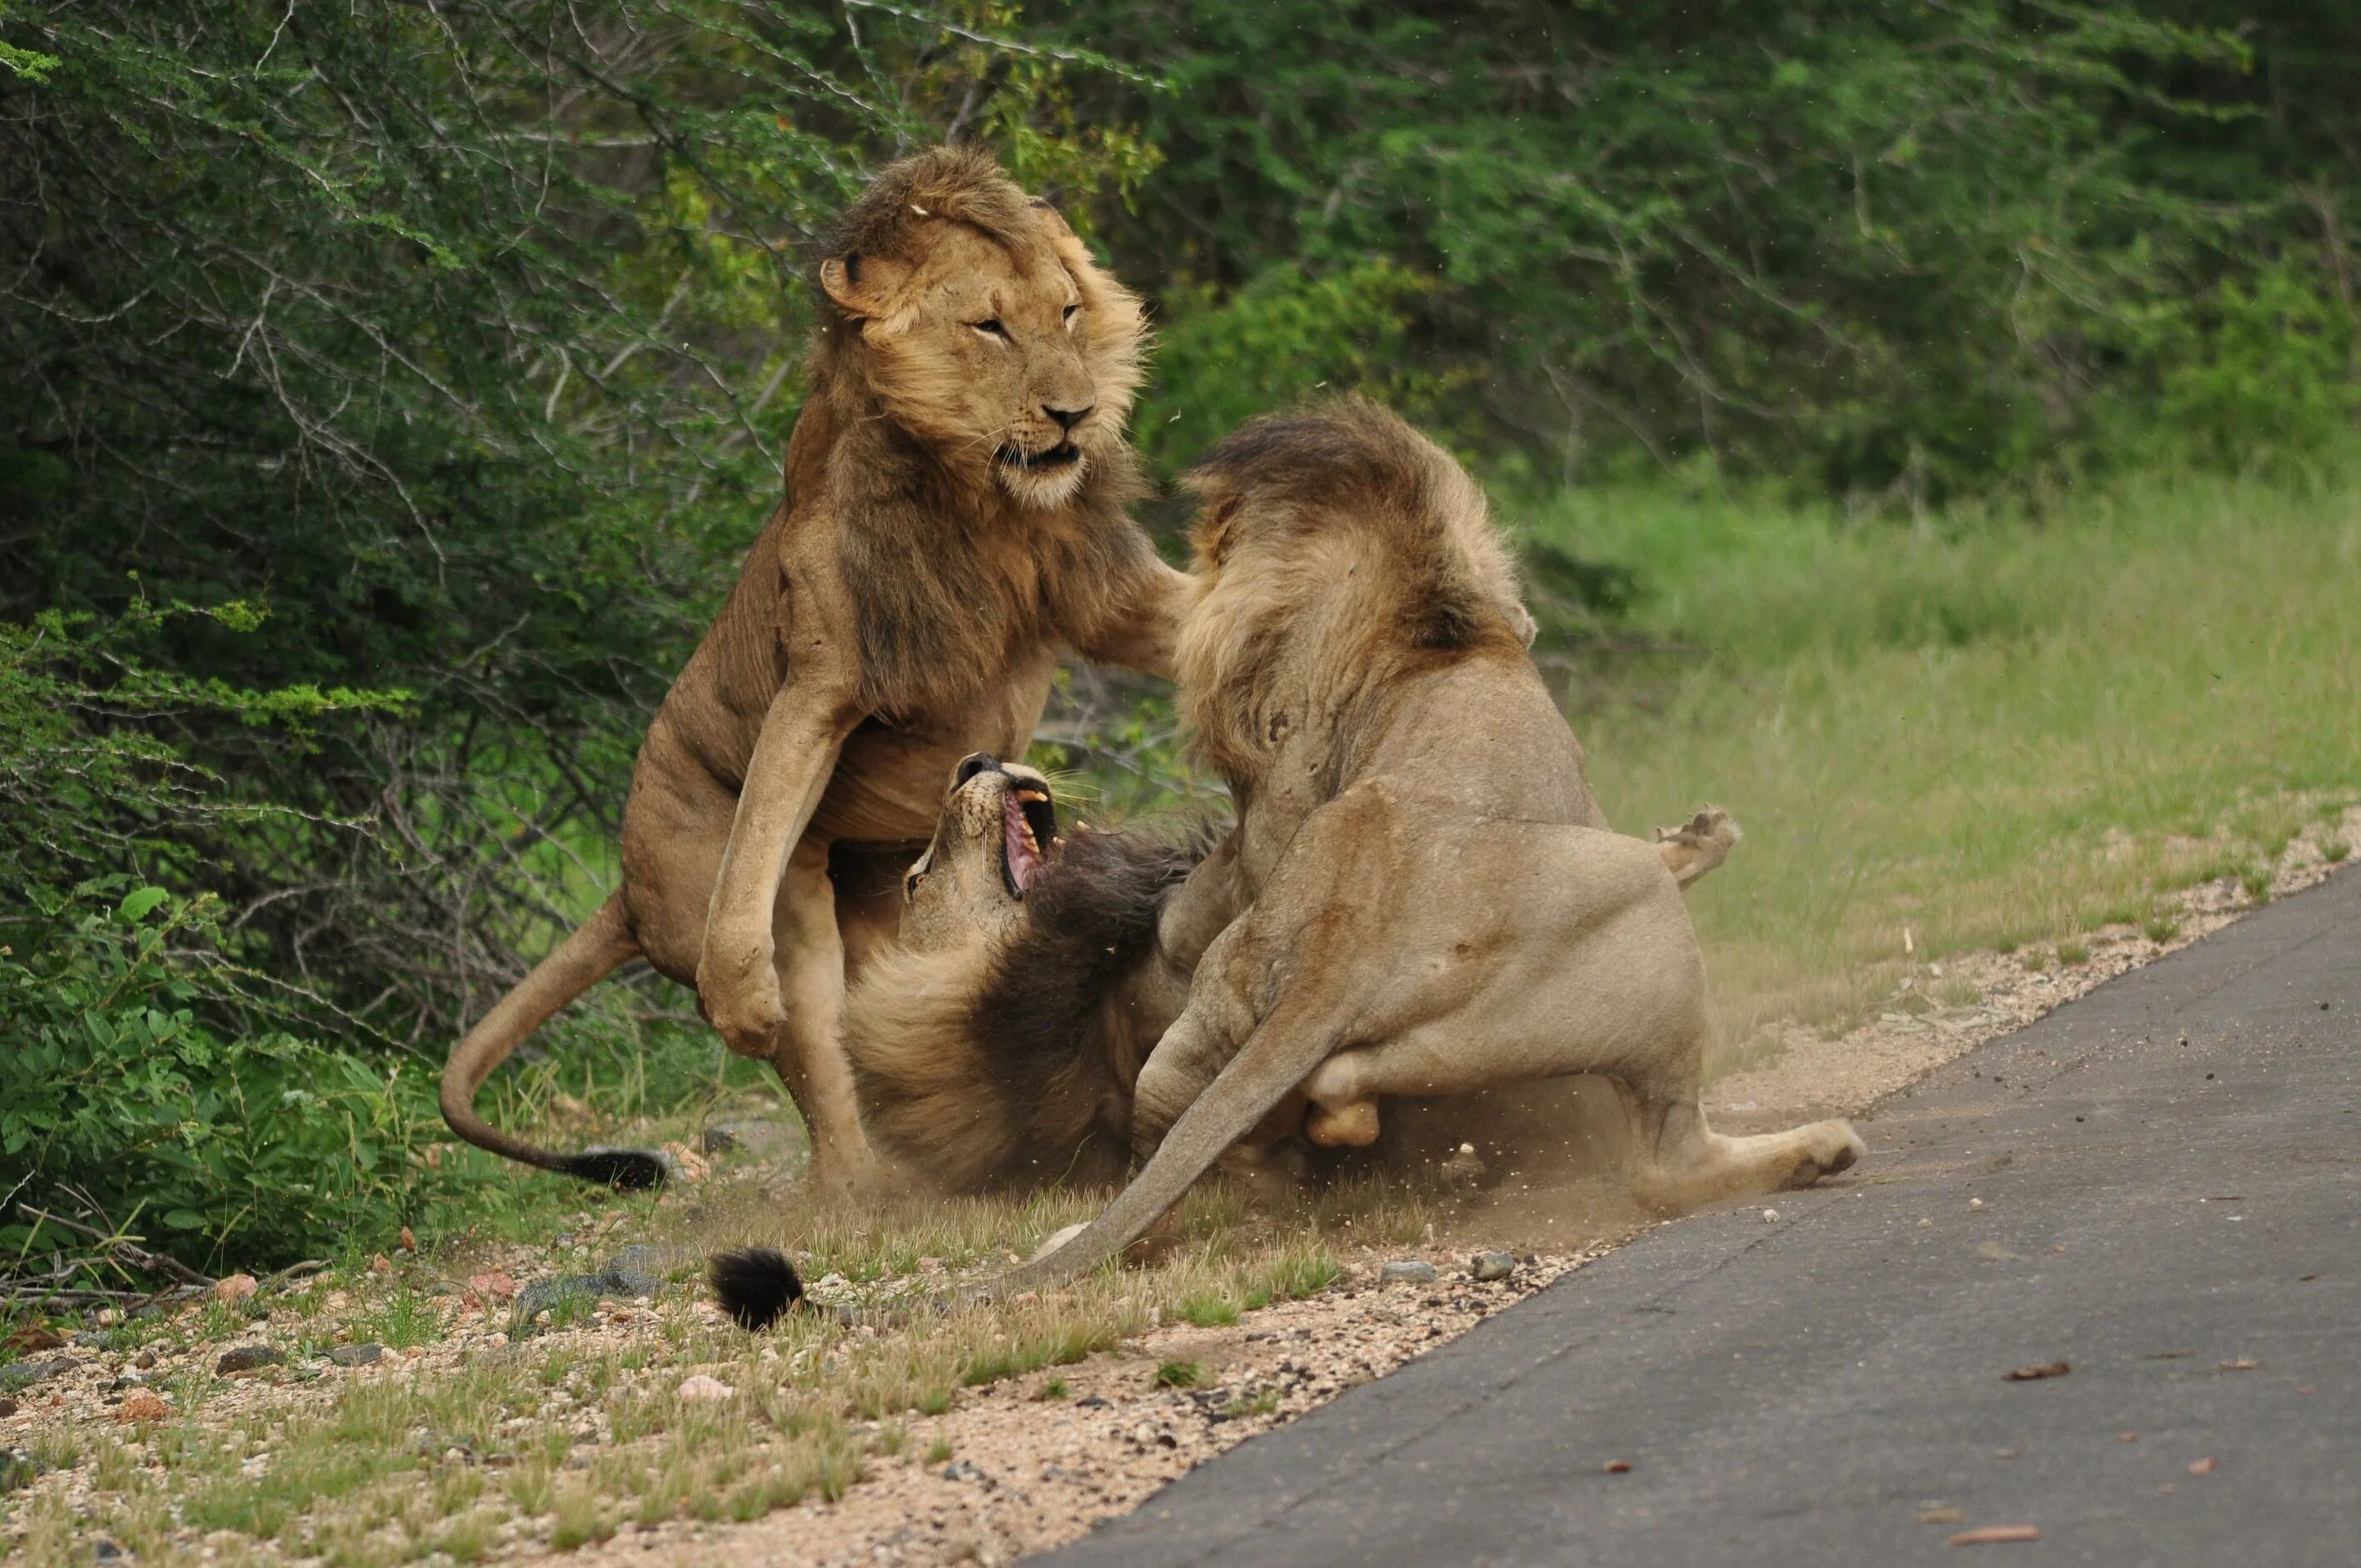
13 1202 217 1288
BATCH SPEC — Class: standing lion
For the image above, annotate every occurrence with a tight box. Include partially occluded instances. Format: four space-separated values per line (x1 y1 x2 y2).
439 148 1185 1192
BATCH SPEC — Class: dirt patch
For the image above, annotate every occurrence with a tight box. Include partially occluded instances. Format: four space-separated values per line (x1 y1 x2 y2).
560 1252 1591 1568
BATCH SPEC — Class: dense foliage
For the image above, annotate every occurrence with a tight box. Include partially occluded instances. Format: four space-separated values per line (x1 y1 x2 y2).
2 0 2355 1268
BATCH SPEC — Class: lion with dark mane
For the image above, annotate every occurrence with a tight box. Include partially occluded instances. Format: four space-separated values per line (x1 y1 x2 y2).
439 148 1186 1192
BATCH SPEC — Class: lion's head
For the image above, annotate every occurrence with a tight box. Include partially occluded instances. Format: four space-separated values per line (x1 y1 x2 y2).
816 148 1145 510
1175 401 1529 782
895 752 1062 950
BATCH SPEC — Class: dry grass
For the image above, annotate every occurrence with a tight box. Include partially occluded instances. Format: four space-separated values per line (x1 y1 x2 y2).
1 1166 1427 1566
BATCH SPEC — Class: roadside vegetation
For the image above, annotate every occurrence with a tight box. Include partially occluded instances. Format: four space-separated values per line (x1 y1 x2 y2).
6 0 2361 1556
1537 457 2361 1063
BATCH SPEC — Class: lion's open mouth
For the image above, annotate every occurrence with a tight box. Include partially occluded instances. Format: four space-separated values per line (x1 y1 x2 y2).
997 441 1081 472
1001 783 1060 898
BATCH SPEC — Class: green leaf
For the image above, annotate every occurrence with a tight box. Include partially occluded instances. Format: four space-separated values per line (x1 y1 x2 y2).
116 886 171 923
162 1209 208 1231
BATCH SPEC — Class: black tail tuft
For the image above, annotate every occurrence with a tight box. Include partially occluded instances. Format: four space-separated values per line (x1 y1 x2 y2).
560 1147 670 1191
711 1247 804 1331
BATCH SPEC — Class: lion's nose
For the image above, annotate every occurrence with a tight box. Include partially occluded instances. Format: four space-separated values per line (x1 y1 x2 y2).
1043 402 1093 434
954 752 1000 786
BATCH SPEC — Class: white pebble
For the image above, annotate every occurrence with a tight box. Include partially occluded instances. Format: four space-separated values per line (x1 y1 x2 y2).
1761 1208 1781 1224
1970 1197 1985 1211
675 1374 734 1402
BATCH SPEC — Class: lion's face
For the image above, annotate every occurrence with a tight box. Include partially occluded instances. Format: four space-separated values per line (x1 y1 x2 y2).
897 754 1062 949
823 212 1143 510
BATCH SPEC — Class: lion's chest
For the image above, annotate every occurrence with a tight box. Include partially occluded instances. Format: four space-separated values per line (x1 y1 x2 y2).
808 655 1058 845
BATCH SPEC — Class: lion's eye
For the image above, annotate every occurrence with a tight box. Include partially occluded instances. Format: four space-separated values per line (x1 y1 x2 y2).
904 872 922 902
970 319 1009 341
1062 303 1081 327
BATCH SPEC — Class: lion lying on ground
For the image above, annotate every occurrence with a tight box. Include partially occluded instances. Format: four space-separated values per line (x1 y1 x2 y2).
842 758 1742 1198
438 147 1186 1192
993 402 1862 1289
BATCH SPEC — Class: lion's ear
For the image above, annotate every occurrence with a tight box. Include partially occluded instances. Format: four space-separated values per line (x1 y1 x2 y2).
819 250 910 319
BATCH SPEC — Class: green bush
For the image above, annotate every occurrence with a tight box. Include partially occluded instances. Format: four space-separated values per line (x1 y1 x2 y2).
0 601 428 1270
0 884 444 1270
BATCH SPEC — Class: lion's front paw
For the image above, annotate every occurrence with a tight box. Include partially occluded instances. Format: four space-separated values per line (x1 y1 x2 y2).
697 953 786 1058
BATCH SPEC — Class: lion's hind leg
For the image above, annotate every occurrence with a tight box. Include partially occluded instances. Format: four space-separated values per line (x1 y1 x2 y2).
1619 1088 1864 1212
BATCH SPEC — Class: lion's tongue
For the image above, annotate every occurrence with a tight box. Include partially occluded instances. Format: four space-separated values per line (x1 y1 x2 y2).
1004 796 1043 892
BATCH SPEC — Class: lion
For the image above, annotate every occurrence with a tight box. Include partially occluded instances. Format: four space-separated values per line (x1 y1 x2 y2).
994 401 1862 1290
438 147 1188 1192
843 755 1220 1193
844 758 1736 1199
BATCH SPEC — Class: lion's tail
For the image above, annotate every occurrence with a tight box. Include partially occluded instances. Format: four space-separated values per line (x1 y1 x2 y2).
438 892 667 1189
1654 806 1741 891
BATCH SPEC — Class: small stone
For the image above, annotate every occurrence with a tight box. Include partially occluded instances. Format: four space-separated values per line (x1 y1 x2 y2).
700 1118 804 1162
0 1397 15 1420
92 1538 126 1561
325 1343 384 1368
1761 1208 1781 1224
1 1449 35 1491
605 1245 670 1277
675 1374 733 1402
1380 1261 1438 1285
1470 1252 1516 1282
601 1267 663 1300
216 1345 285 1375
429 1279 463 1297
1604 1459 1632 1474
132 1350 156 1371
1969 1197 1985 1211
941 1459 988 1483
212 1275 257 1304
509 1274 604 1333
0 1357 74 1392
468 1272 519 1302
116 1391 169 1424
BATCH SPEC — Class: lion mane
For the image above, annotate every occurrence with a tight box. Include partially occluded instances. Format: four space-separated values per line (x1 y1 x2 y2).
847 826 1210 1193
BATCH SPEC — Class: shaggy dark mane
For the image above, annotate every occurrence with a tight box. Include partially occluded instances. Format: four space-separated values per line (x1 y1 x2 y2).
963 826 1211 1170
823 145 1036 280
834 438 1150 718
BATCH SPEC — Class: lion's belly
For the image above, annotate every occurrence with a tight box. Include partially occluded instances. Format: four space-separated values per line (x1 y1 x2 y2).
808 660 1057 846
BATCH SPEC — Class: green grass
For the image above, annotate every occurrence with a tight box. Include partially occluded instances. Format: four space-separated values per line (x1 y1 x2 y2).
1521 459 2361 1060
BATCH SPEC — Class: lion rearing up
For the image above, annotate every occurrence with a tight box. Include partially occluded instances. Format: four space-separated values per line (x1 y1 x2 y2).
439 148 1186 1192
997 401 1863 1290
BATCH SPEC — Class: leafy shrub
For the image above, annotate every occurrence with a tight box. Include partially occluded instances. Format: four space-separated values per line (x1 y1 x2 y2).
0 884 446 1270
0 601 428 1269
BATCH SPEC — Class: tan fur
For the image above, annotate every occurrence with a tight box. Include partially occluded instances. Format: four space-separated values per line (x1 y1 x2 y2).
996 403 1862 1291
440 149 1188 1190
845 766 1732 1200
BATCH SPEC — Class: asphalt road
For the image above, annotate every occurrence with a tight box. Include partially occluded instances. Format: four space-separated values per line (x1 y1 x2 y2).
1044 865 2361 1567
